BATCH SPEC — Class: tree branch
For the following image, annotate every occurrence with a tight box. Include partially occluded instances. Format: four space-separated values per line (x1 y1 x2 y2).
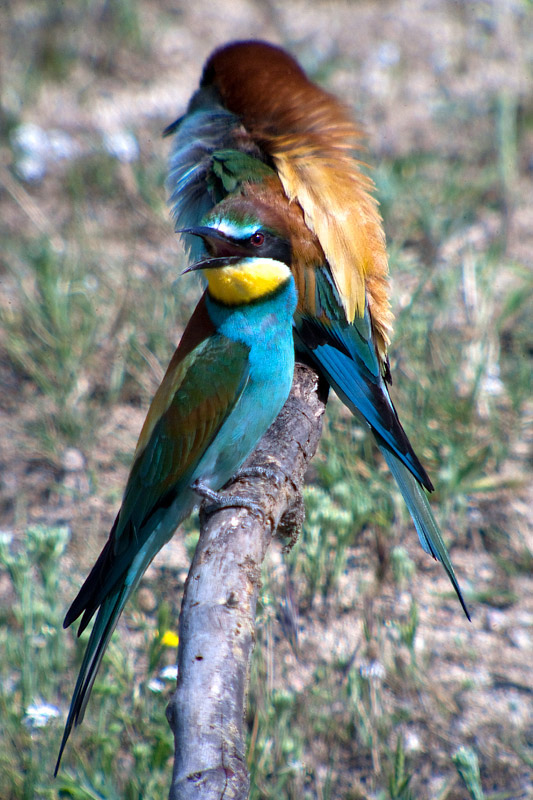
167 363 327 800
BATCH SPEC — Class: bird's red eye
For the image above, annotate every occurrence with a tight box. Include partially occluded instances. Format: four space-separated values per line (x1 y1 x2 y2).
250 232 265 247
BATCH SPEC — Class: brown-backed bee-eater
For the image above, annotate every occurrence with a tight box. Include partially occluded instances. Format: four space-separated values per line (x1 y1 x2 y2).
164 40 470 619
55 222 297 773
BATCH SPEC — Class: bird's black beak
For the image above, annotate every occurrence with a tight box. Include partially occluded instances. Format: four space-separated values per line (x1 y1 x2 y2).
178 226 248 273
182 255 242 274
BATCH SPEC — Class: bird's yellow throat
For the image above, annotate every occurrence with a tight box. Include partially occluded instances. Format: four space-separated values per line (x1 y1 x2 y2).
205 258 292 305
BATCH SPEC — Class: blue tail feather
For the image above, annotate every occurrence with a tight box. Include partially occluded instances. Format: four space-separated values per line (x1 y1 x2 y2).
380 446 470 619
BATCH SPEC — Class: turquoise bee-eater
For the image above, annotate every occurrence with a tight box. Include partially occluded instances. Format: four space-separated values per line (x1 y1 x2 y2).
165 40 470 619
54 221 297 773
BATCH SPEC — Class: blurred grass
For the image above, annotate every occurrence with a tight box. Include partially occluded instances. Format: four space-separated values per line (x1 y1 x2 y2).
0 526 175 799
1 1 532 798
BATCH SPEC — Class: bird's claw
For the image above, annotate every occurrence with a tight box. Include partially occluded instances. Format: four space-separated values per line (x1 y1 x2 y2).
233 465 285 488
192 479 264 519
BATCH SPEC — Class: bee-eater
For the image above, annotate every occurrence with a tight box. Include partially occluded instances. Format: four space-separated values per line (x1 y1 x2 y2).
54 221 297 773
165 40 470 619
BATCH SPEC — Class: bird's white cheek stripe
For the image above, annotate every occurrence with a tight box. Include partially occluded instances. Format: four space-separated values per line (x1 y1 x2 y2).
208 218 260 239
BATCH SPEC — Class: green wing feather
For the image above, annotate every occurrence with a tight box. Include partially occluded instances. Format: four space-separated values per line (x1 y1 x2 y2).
116 333 251 544
55 332 251 773
66 332 251 633
211 149 275 194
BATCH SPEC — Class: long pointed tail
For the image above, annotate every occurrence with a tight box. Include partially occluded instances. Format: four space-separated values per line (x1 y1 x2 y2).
294 322 470 620
379 444 471 620
55 534 160 775
54 584 130 775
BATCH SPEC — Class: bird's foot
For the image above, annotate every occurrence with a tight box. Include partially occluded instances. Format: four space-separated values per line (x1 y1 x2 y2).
192 479 264 518
233 465 285 488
